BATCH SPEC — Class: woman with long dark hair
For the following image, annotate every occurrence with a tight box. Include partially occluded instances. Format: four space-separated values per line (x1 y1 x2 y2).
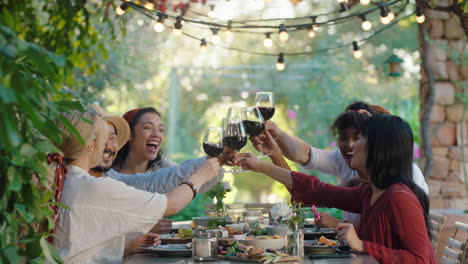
240 115 435 263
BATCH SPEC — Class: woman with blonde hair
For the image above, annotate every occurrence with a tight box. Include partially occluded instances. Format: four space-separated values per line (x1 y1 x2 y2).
48 108 220 263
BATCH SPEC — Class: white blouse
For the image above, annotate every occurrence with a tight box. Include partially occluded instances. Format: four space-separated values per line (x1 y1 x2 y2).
54 165 167 263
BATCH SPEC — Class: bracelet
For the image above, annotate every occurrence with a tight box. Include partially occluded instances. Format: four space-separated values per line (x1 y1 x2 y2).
179 181 197 199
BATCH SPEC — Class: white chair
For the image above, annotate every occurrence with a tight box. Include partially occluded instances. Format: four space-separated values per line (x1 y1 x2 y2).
440 221 468 264
430 211 447 251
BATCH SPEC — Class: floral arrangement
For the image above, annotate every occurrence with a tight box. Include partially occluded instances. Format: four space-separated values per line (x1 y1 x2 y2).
270 201 309 231
205 181 232 214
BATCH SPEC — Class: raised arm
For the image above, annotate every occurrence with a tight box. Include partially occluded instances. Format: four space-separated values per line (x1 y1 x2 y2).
164 158 221 216
239 153 364 214
265 121 311 165
106 157 223 194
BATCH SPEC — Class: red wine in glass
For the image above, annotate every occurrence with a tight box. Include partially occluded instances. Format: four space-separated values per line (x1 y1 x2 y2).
242 120 265 137
224 136 247 151
203 143 224 157
257 107 275 121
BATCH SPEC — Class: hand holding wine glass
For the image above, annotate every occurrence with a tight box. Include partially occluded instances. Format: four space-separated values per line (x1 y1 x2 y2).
223 107 248 173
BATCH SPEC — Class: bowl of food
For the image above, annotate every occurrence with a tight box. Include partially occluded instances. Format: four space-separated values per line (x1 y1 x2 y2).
265 225 290 236
238 235 285 250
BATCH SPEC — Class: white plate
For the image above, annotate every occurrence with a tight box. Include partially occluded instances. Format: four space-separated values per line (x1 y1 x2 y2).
140 244 192 257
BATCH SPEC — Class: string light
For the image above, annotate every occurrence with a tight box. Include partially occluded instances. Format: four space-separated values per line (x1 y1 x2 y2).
208 5 215 19
211 28 220 44
339 3 349 12
307 25 316 38
310 16 319 30
387 7 395 22
352 41 363 59
144 1 154 10
263 33 273 48
115 3 129 16
173 16 183 35
225 21 232 35
415 6 425 24
360 15 372 31
360 0 371 5
380 5 391 25
278 23 289 42
276 53 285 71
153 13 166 32
200 38 208 53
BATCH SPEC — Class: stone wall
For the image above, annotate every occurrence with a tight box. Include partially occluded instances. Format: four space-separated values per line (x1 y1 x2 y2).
420 6 468 209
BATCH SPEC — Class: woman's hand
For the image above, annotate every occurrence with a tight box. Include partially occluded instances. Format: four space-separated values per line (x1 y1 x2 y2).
195 157 221 184
238 153 264 172
218 148 237 166
264 121 282 139
336 223 365 253
250 128 282 156
150 219 172 234
316 212 341 228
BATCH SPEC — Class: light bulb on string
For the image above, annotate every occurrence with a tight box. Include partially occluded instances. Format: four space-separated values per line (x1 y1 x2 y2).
278 23 289 42
200 39 208 53
360 15 372 31
307 25 316 38
352 41 363 59
337 0 347 3
144 1 154 10
263 33 273 48
309 16 318 30
276 53 285 71
115 3 129 16
360 0 370 5
387 9 395 22
380 5 390 24
415 6 425 24
208 5 215 18
153 14 166 32
211 28 220 44
225 21 232 36
173 16 183 36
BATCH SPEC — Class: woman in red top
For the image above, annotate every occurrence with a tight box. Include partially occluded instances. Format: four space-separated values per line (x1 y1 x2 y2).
239 115 436 264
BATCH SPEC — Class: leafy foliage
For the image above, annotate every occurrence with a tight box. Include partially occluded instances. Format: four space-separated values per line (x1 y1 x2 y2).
0 1 117 262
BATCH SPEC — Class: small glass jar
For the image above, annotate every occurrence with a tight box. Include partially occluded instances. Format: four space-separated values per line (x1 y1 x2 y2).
285 230 304 258
243 210 263 226
192 230 217 261
227 204 246 222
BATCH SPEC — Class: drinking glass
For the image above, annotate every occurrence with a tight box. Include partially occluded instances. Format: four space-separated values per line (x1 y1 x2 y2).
254 92 275 121
202 127 224 158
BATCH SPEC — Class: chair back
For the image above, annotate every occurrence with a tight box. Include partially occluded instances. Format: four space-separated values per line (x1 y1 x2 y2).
430 211 448 250
441 221 468 264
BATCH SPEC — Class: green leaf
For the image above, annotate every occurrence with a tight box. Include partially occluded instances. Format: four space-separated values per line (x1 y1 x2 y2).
15 203 35 223
20 143 37 157
7 166 21 192
3 246 22 263
39 236 62 264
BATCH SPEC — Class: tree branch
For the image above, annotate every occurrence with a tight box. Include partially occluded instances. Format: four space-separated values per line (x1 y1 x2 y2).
419 25 436 180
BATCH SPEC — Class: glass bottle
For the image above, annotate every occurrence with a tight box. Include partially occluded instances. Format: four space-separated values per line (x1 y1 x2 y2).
193 230 217 261
285 223 304 257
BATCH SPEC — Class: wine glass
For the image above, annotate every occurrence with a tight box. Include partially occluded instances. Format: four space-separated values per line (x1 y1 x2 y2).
254 92 275 121
202 127 224 158
241 106 267 158
223 107 248 173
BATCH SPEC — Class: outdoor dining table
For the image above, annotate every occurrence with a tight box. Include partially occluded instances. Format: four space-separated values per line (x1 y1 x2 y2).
124 252 379 263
